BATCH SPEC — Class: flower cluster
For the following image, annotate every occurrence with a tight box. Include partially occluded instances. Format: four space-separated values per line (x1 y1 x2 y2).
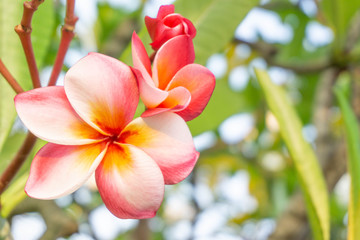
14 5 215 219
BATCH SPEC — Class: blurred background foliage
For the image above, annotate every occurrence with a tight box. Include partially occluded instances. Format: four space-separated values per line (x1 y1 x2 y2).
0 0 360 239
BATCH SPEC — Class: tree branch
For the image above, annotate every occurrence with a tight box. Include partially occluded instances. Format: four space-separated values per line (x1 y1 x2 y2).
15 0 44 89
233 38 332 74
48 0 78 86
0 133 37 195
0 59 24 94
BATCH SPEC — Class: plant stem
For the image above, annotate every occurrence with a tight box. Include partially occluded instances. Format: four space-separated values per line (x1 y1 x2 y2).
48 0 78 86
0 133 37 195
15 0 44 89
0 59 24 94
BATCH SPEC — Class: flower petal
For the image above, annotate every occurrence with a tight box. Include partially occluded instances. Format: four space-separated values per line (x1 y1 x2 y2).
153 35 195 90
25 142 107 199
144 5 175 40
167 64 216 121
15 86 105 145
132 68 168 108
95 143 164 219
141 86 191 118
131 32 153 85
65 53 138 136
157 4 175 19
120 112 199 184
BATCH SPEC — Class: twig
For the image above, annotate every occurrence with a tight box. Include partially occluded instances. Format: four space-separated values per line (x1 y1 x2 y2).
233 38 333 74
0 133 37 195
48 0 78 86
14 0 44 89
0 59 24 94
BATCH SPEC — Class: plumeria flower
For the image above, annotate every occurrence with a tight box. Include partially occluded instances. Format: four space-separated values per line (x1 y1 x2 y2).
132 32 216 121
145 4 196 51
15 53 199 219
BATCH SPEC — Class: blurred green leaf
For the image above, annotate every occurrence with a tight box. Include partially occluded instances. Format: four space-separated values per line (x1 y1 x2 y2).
175 0 259 65
255 69 329 240
321 0 360 52
0 1 54 153
1 173 28 217
188 77 261 135
334 80 360 240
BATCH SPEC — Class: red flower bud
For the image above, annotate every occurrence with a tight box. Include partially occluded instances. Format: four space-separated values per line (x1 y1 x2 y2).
145 5 196 51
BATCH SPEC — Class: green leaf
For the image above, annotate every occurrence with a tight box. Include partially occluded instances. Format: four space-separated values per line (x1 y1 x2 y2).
175 0 259 65
321 0 360 52
254 69 329 240
334 80 360 240
0 173 28 218
0 1 55 152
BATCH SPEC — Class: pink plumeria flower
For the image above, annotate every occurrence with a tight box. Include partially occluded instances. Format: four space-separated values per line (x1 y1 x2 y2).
15 53 199 219
132 32 216 121
145 4 196 51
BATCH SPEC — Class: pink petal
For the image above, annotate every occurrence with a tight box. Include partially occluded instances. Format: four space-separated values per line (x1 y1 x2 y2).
157 5 175 19
65 53 138 136
144 16 159 40
95 143 164 219
167 64 216 121
131 32 153 84
25 142 107 199
15 86 105 145
120 112 199 184
153 35 195 90
140 86 191 118
132 67 168 109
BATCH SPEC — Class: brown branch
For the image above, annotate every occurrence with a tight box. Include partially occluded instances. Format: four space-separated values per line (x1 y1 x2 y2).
48 0 78 86
233 38 333 74
0 59 24 94
0 133 37 195
14 0 44 89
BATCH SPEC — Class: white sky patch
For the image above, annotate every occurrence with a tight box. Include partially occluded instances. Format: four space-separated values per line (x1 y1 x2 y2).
89 205 138 239
302 124 317 143
64 48 89 67
241 219 276 240
268 67 294 85
143 0 176 17
235 8 293 43
299 0 317 17
235 44 252 59
72 0 98 51
193 131 217 152
74 186 93 205
219 113 254 144
194 182 215 209
55 194 73 208
193 203 229 237
11 213 46 240
248 58 267 78
305 21 334 47
206 54 228 79
334 173 350 207
67 233 94 240
40 66 66 86
261 151 286 172
164 220 192 240
217 171 258 215
229 66 249 91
